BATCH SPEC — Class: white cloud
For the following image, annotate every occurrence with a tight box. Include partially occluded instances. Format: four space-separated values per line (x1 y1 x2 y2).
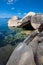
7 2 13 4
7 0 18 4
11 7 15 10
24 13 27 15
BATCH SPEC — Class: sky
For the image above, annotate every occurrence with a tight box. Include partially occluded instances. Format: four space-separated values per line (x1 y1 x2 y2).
0 0 43 18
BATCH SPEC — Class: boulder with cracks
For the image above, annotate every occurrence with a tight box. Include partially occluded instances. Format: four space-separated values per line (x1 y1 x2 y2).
6 30 38 65
6 30 43 65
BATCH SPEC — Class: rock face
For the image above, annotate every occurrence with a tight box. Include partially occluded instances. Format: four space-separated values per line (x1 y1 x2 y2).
11 16 19 20
36 32 43 65
20 12 36 23
6 43 36 65
38 23 43 32
6 30 38 65
37 42 43 65
31 14 43 29
8 16 21 27
6 30 43 65
8 12 36 28
8 12 43 30
7 12 43 65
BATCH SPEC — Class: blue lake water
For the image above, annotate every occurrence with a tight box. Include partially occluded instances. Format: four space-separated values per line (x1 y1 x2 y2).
0 18 19 35
0 18 9 31
0 18 24 47
0 18 28 65
0 18 19 47
0 18 21 65
0 18 13 34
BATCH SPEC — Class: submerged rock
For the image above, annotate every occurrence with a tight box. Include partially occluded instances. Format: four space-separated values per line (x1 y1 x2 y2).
0 44 14 65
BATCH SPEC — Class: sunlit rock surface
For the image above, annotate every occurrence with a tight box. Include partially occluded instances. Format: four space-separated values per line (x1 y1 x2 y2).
8 12 36 29
20 12 36 23
36 32 43 65
8 16 21 27
6 43 36 65
6 30 43 65
8 12 43 30
6 30 38 65
31 14 43 29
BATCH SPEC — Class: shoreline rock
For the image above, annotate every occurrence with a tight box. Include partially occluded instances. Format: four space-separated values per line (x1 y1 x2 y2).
8 12 36 29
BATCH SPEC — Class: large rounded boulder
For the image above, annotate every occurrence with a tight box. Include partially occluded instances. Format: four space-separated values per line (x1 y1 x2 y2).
8 12 36 28
20 12 36 23
6 43 36 65
8 16 21 27
31 14 43 29
36 32 43 65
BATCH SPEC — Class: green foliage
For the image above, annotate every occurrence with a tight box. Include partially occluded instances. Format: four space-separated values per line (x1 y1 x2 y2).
15 32 27 41
0 28 32 47
0 28 32 65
